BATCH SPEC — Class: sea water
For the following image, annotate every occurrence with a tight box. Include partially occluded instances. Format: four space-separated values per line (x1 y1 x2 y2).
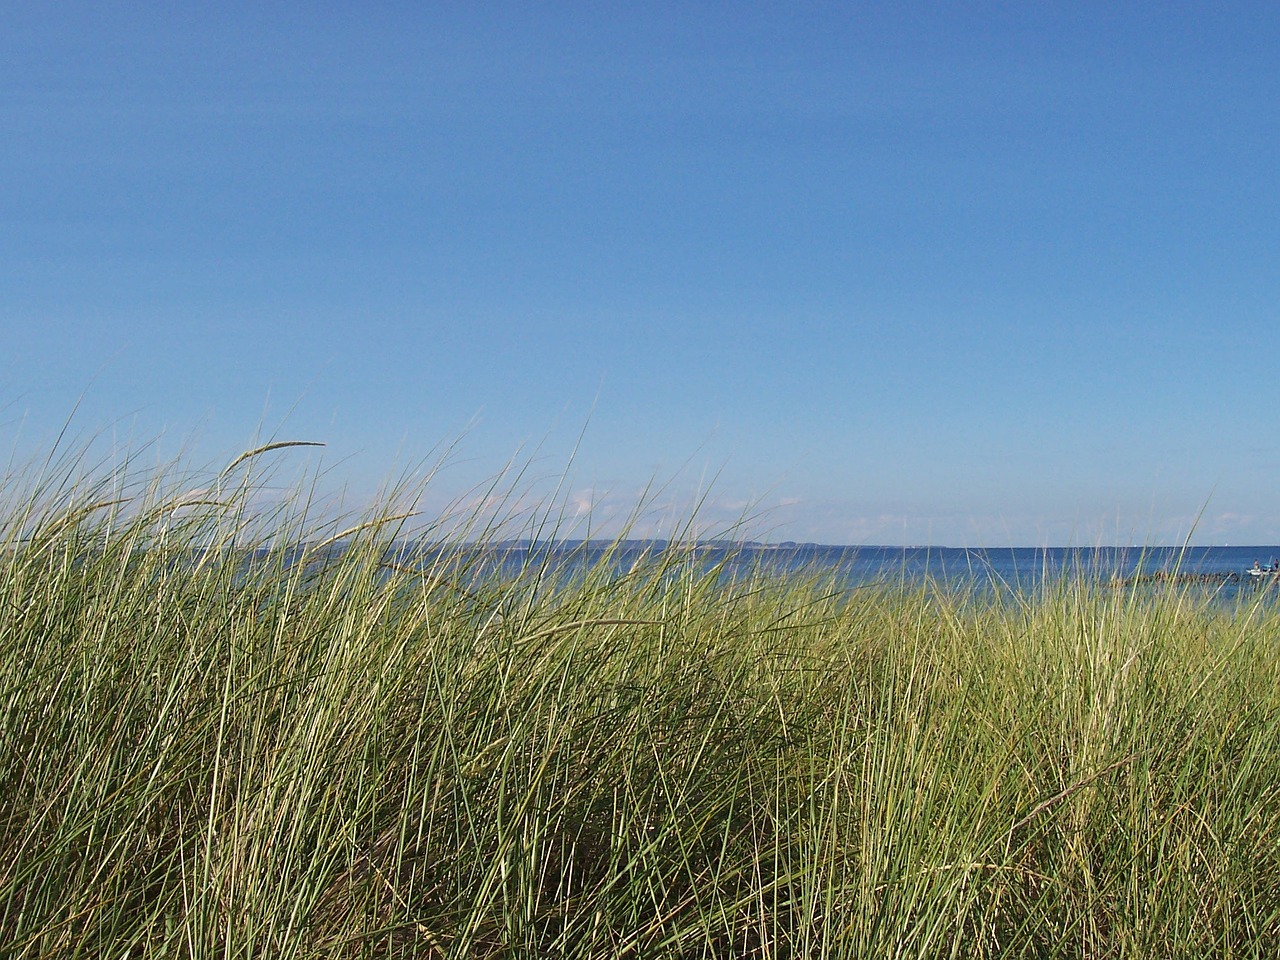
399 542 1280 605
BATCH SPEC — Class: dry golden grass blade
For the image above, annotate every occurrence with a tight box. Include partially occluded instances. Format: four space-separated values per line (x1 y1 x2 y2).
306 512 421 553
221 440 326 476
510 617 664 648
379 563 482 601
36 498 133 538
1004 752 1140 852
156 499 229 513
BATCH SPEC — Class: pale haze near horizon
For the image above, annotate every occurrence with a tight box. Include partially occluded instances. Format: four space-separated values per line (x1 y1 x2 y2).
4 2 1278 546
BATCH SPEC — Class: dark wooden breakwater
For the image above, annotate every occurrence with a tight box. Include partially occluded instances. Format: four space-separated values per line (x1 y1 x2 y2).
1111 570 1276 587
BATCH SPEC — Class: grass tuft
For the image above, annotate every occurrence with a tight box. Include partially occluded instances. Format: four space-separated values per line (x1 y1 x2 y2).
1 445 1278 957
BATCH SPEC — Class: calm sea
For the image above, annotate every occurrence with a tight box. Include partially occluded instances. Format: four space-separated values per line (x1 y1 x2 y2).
406 542 1280 604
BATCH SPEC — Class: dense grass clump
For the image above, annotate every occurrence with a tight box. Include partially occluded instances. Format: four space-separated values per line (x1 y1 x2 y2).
2 449 1279 958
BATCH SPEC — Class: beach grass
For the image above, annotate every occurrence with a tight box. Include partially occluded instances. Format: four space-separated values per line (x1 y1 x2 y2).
2 446 1279 958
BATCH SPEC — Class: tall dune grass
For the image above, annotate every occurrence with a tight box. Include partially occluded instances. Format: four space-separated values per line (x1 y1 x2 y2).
2 445 1279 958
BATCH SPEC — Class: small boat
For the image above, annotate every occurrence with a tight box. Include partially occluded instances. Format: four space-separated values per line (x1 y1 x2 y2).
1246 562 1280 582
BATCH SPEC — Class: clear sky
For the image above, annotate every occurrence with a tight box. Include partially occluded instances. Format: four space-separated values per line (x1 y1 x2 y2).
5 2 1279 545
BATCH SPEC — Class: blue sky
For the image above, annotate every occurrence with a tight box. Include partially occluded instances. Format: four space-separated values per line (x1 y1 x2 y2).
4 2 1279 545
